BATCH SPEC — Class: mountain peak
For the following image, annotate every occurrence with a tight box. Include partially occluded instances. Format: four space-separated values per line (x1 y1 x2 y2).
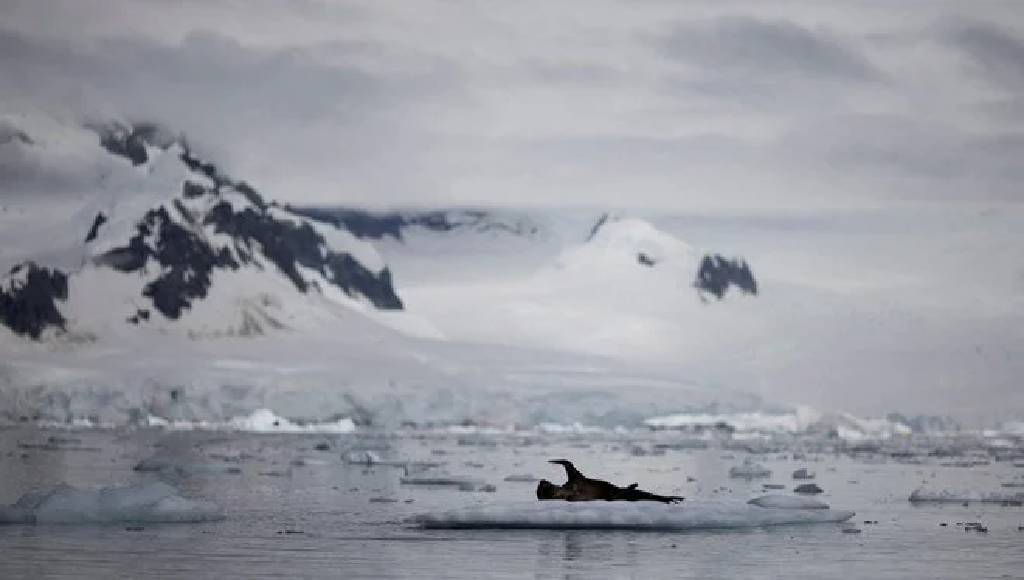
1 119 403 341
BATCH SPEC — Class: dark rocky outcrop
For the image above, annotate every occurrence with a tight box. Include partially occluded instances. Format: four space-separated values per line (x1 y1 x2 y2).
695 255 758 299
290 207 458 240
84 212 107 243
0 263 69 339
99 206 239 319
205 202 402 309
586 213 611 242
290 207 538 241
181 181 207 199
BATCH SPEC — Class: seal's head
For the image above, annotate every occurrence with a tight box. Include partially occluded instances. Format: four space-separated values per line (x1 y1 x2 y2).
536 479 559 500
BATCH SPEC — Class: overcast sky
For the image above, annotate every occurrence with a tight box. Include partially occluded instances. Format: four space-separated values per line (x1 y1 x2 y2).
2 0 1023 210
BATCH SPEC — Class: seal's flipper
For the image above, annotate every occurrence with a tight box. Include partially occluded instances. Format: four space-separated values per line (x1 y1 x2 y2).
548 459 584 483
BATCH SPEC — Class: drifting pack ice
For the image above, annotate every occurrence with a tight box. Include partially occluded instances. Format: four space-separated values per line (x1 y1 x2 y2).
909 488 1024 504
0 481 224 525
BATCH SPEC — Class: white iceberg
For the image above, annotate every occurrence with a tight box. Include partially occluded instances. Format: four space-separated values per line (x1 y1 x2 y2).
0 481 225 524
908 488 1024 504
413 497 854 530
147 409 356 434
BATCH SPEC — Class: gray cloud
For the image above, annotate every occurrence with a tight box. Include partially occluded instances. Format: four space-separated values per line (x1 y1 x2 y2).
0 2 1022 209
0 23 464 201
947 20 1024 89
656 17 882 82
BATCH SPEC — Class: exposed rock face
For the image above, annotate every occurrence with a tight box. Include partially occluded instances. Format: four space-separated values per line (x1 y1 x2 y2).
0 262 69 339
99 206 240 319
84 212 107 243
695 255 758 299
204 202 402 310
291 207 538 241
88 122 403 319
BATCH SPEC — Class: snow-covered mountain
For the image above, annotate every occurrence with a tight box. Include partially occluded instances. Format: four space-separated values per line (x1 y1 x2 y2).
5 113 1004 433
0 113 772 429
1 118 407 342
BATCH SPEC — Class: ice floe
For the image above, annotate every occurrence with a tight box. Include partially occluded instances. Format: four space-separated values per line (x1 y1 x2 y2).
413 497 854 530
147 409 356 434
0 482 224 524
908 488 1024 504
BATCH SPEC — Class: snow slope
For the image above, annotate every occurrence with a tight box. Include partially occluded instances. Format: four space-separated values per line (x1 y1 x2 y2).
388 215 760 362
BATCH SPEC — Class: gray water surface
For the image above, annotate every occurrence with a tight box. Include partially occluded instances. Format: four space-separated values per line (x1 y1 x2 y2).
1 427 1022 579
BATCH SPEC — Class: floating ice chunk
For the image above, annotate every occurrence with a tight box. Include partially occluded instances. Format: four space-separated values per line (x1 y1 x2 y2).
747 494 829 510
400 474 485 488
909 488 1024 504
146 409 356 434
794 483 824 495
0 482 224 524
413 499 854 530
792 468 815 480
227 409 356 433
729 460 771 478
503 474 539 482
343 449 383 465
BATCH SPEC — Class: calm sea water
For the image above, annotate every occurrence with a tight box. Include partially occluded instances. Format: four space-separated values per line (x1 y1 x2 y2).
1 427 1022 579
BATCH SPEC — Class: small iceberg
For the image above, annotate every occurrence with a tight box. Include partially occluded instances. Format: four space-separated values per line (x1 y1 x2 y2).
909 488 1024 504
729 460 772 479
0 482 224 525
147 409 356 434
413 496 854 530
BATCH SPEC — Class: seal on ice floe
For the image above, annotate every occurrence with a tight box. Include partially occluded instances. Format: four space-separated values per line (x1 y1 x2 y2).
536 459 684 504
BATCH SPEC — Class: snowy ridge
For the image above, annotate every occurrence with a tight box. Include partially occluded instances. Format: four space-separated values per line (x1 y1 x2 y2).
0 116 406 340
